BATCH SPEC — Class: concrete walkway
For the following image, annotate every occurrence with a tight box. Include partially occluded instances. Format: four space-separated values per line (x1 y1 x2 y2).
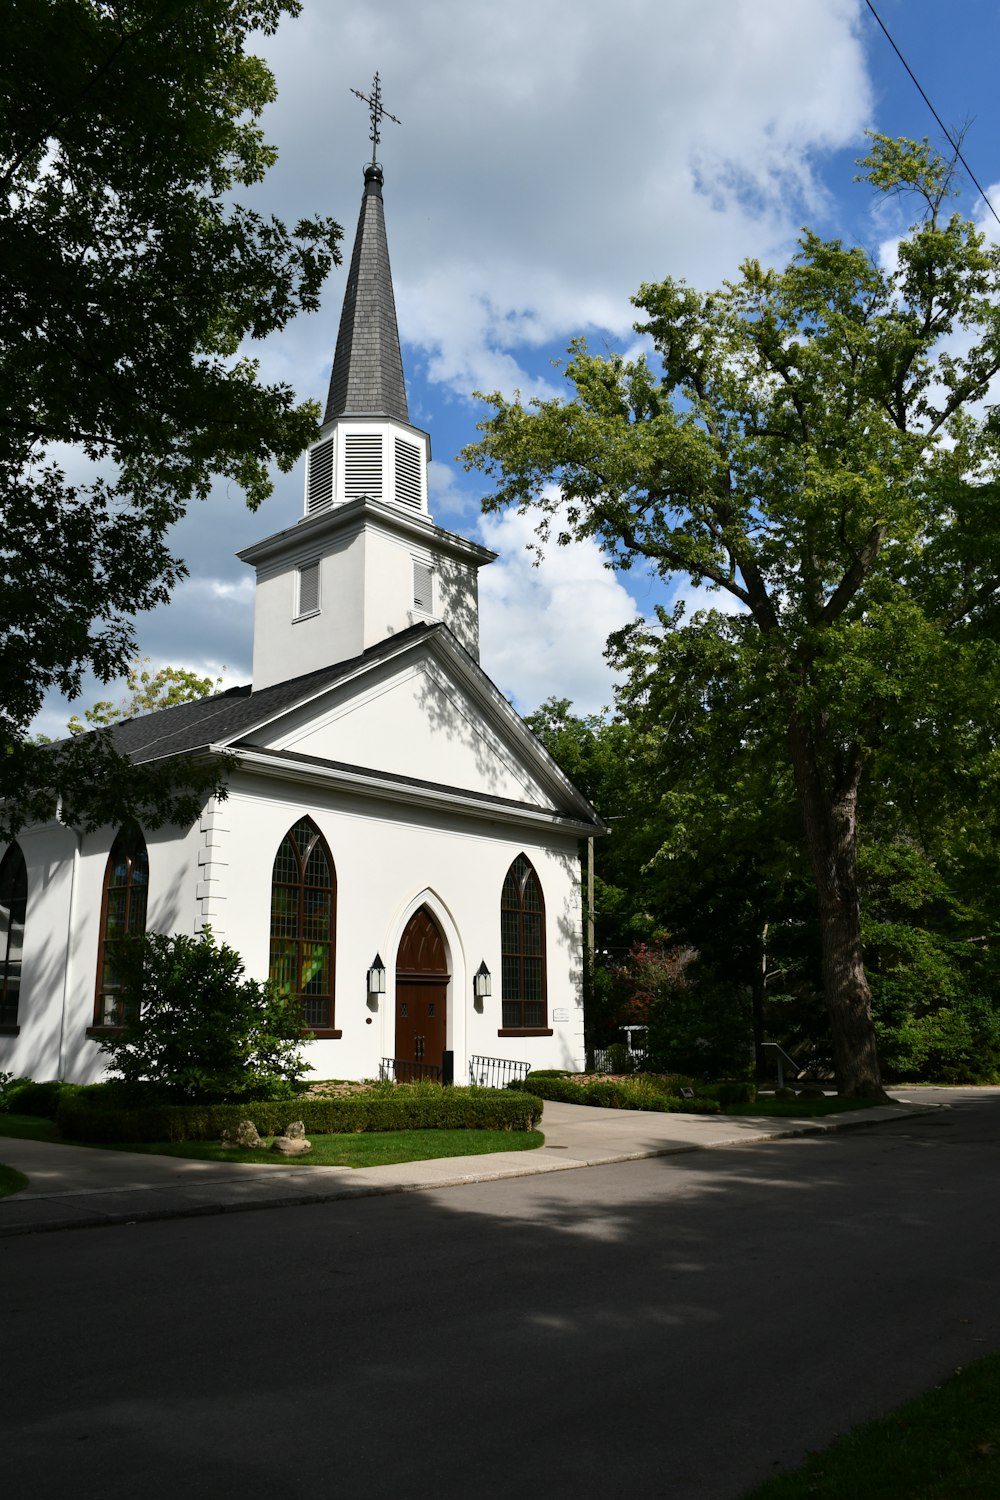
0 1092 935 1237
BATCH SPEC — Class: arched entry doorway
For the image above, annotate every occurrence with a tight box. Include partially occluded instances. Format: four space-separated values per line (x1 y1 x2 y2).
395 905 449 1078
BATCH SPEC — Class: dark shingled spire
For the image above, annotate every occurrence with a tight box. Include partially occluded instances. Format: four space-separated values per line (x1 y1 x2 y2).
324 163 409 424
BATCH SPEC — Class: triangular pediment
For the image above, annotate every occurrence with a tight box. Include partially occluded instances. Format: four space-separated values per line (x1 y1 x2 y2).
226 630 598 824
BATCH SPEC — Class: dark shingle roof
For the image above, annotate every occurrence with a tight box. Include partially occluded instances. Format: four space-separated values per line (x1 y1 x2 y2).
324 164 409 425
87 622 435 764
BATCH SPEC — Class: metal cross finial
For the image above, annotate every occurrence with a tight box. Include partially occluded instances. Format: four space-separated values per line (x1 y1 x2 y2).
350 71 401 167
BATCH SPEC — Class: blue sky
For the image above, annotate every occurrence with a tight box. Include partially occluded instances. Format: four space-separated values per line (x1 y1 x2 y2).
32 0 1000 735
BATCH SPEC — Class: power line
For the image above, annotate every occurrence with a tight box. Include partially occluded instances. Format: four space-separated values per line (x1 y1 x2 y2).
864 0 1000 229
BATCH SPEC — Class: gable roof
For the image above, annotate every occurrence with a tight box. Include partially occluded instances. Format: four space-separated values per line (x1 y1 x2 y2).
74 622 605 834
85 622 433 763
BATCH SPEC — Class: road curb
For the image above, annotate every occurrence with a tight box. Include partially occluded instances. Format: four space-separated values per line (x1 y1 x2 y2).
0 1102 940 1239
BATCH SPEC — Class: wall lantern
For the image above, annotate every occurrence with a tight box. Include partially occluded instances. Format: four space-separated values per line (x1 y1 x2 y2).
367 953 386 1004
473 961 492 1003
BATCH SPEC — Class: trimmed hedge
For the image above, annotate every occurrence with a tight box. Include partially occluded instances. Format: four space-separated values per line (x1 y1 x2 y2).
509 1075 722 1114
56 1083 544 1143
709 1080 758 1106
3 1079 81 1118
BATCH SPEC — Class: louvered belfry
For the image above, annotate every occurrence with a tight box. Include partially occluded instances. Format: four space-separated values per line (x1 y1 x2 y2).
324 164 409 425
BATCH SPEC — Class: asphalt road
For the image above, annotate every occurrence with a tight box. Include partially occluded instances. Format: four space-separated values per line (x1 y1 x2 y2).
5 1090 1000 1500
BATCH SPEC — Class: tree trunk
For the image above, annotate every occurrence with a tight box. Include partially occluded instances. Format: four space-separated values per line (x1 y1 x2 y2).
786 719 888 1100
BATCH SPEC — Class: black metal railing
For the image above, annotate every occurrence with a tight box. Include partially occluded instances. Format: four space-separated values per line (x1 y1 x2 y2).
380 1056 443 1084
469 1054 531 1089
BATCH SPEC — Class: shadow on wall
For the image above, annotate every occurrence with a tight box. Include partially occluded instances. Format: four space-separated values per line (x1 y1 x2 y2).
15 822 197 1084
553 844 585 1070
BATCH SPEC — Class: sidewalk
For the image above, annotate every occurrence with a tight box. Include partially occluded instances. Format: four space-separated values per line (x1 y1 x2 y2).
0 1093 935 1237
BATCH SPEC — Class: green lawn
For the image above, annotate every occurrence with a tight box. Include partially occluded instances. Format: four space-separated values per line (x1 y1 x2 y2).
0 1113 543 1168
115 1128 544 1167
0 1113 60 1142
0 1162 29 1198
741 1349 1000 1498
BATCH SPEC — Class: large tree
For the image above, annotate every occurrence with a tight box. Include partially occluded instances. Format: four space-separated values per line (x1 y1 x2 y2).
465 136 1000 1097
1 0 341 836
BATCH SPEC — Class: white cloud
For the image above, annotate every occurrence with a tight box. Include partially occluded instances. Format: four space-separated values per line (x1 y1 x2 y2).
28 0 884 731
477 505 649 714
249 0 873 405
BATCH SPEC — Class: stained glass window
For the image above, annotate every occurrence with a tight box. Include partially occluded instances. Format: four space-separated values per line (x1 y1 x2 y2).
500 854 547 1030
0 843 27 1028
269 819 336 1031
95 825 148 1026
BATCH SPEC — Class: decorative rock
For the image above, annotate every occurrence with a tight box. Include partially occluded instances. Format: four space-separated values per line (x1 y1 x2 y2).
797 1084 827 1099
284 1119 307 1139
221 1119 261 1149
270 1135 311 1156
773 1086 798 1100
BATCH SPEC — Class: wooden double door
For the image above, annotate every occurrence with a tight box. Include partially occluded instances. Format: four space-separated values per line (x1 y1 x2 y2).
394 906 449 1074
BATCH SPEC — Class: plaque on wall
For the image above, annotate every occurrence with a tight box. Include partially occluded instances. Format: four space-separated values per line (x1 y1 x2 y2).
552 1008 570 1022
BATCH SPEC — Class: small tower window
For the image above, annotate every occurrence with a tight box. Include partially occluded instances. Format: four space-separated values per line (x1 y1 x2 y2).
395 438 422 509
306 437 334 514
297 561 320 617
413 560 433 614
344 433 383 500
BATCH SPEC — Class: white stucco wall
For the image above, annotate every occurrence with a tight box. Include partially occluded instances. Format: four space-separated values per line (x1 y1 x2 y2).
0 770 586 1086
210 768 585 1083
0 814 204 1084
256 653 552 807
248 510 486 692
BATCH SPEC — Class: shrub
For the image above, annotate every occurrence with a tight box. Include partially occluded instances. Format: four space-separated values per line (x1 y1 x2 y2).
705 1080 758 1106
56 1083 544 1143
508 1075 721 1114
604 1042 631 1074
0 1073 32 1112
2 1079 80 1118
96 928 311 1103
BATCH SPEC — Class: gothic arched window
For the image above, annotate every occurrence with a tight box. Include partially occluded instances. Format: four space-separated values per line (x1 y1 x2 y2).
269 818 338 1035
95 824 148 1026
500 854 548 1032
0 843 27 1029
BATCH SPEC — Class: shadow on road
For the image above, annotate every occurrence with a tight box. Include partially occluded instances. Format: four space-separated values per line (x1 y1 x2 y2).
4 1092 999 1500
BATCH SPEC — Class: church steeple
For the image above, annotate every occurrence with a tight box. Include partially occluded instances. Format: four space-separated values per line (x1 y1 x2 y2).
238 82 496 693
324 162 409 425
302 112 430 521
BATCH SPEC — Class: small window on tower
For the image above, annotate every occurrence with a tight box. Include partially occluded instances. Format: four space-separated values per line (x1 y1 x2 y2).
306 437 334 513
413 560 433 614
395 438 422 509
297 561 320 618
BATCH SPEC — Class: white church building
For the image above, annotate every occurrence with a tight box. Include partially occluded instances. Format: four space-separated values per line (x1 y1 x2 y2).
0 154 602 1087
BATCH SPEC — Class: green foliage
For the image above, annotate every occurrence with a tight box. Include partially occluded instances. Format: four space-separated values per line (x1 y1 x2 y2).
67 658 223 734
0 1078 79 1118
509 1074 722 1113
96 929 311 1103
0 1071 21 1110
611 945 754 1078
467 135 1000 1097
56 1083 544 1142
603 1042 632 1074
710 1080 758 1106
1 0 341 836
